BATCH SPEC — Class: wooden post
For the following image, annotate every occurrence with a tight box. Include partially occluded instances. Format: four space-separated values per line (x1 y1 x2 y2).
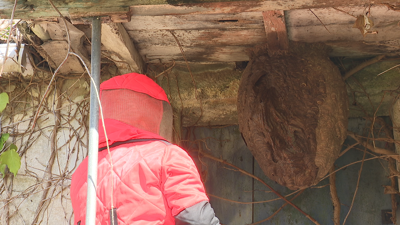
262 10 289 51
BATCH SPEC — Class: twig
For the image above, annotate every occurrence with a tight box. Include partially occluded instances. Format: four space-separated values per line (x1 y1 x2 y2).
342 140 367 225
0 0 18 77
309 9 330 33
330 166 340 225
377 64 400 77
343 55 385 80
380 3 400 11
389 159 397 224
31 0 72 130
2 97 89 129
169 30 204 126
208 188 302 205
321 156 382 181
372 118 397 223
339 143 358 157
197 151 321 225
347 131 400 161
155 61 175 79
31 83 61 225
250 190 305 225
332 7 357 18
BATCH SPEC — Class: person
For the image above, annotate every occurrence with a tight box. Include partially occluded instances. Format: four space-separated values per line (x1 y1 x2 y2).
70 73 220 225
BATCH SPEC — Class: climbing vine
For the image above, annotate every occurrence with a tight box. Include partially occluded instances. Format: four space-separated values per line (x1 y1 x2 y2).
0 92 21 178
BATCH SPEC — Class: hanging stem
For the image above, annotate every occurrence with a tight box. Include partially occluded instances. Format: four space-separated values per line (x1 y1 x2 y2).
330 165 341 225
31 83 61 225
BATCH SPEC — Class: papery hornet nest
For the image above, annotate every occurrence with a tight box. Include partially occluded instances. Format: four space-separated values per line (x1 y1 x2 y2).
237 43 348 190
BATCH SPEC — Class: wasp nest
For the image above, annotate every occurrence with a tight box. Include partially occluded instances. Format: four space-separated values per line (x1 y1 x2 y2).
237 43 348 190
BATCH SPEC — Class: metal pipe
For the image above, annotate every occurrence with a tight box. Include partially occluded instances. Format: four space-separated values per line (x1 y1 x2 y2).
86 17 101 225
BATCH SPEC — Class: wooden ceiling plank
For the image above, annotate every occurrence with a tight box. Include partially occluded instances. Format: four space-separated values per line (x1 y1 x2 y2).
127 29 266 47
129 1 400 16
262 10 289 51
101 23 145 74
69 7 131 24
140 45 251 63
123 12 264 30
1 0 399 20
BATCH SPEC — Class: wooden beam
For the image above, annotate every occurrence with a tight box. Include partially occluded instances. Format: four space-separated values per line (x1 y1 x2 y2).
69 7 131 24
1 0 399 19
262 10 288 51
130 2 400 17
101 23 145 74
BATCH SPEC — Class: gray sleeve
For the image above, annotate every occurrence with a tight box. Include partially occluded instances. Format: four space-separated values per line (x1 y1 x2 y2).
175 201 220 225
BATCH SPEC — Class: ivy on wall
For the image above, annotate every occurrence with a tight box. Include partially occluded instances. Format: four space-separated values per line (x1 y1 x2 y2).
0 92 21 177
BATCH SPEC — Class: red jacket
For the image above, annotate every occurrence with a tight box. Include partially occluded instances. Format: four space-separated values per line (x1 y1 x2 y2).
70 119 209 225
70 73 209 224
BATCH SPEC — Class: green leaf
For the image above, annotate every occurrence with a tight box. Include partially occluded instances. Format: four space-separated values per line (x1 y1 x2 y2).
0 92 9 113
0 147 21 177
0 133 9 149
9 144 17 151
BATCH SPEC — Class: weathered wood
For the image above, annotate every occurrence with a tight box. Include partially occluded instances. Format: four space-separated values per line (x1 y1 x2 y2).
287 7 400 42
262 10 288 51
1 0 399 19
34 20 91 73
47 21 91 69
69 6 131 22
124 5 400 64
101 23 145 74
189 126 253 225
41 41 85 74
130 2 291 16
127 29 266 47
143 45 251 63
124 12 264 30
286 6 400 56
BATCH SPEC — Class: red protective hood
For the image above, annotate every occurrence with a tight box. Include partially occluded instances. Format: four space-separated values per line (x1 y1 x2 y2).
99 73 169 146
98 119 166 148
100 73 169 103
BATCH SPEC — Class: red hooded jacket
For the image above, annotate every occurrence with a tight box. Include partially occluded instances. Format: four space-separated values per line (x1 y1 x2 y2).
70 73 209 225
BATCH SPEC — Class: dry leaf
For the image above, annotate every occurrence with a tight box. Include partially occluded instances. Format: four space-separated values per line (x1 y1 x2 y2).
353 14 377 37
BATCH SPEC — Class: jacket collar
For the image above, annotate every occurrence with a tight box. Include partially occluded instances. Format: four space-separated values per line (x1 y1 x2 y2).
98 119 166 149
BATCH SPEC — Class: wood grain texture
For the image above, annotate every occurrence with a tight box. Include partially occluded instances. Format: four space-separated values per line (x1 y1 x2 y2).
262 10 289 51
101 23 145 73
1 0 399 19
124 12 264 30
188 126 253 225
